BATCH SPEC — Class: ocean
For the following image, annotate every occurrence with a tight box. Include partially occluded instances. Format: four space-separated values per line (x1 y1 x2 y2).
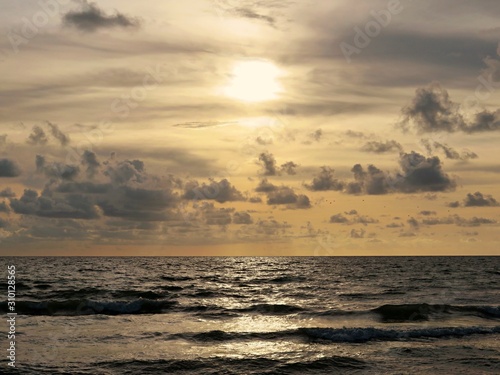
1 257 499 374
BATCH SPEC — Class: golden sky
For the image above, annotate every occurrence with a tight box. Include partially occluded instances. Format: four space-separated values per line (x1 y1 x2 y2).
0 0 499 255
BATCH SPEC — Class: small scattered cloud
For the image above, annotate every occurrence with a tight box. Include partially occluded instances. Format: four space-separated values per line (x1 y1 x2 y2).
361 140 403 153
63 1 141 32
464 192 499 207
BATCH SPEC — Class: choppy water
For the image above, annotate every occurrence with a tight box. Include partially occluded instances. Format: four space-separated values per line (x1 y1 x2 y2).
1 257 499 374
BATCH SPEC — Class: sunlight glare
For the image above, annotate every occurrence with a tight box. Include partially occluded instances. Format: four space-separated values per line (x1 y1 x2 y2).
223 60 283 102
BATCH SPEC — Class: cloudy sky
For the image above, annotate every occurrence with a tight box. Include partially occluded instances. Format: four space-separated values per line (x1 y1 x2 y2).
0 0 499 255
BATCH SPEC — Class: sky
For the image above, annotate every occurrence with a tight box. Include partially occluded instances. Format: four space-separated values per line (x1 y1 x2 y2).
0 0 499 255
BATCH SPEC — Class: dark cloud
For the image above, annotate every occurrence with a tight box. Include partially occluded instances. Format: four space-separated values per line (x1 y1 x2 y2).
183 179 245 203
407 217 420 230
447 201 460 208
255 178 278 193
348 164 388 195
254 219 292 236
266 186 311 209
196 203 234 226
81 150 100 178
280 161 298 175
104 160 146 185
0 188 16 198
46 122 70 146
258 152 278 176
465 110 500 133
230 8 275 26
249 196 263 203
330 213 349 223
63 2 140 32
0 159 21 177
386 223 403 228
414 214 497 227
345 209 358 215
330 212 378 225
463 192 499 207
27 126 49 146
307 152 455 195
400 83 500 134
304 167 344 191
36 155 80 181
233 211 253 225
396 152 456 193
257 152 298 176
10 189 100 219
421 139 478 161
350 228 365 239
0 201 10 213
419 210 436 216
361 140 403 153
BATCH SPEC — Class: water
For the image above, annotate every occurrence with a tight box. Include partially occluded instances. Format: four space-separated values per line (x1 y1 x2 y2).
1 257 499 374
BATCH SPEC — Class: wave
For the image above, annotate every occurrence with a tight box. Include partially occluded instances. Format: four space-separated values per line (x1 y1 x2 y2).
2 298 498 319
0 299 177 316
166 325 500 344
370 303 500 322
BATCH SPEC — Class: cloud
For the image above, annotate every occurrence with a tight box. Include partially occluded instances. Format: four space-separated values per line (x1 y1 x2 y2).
330 213 349 223
81 150 100 179
414 214 497 227
0 202 10 213
172 121 236 129
329 212 378 225
266 186 311 209
258 152 278 176
399 83 500 133
63 1 140 32
257 152 299 176
419 210 436 216
0 134 7 145
350 228 365 239
232 8 275 26
46 122 70 146
233 211 253 225
255 178 278 192
27 126 49 146
395 152 456 193
183 179 245 203
447 201 460 208
0 188 16 198
0 159 21 177
361 140 403 153
9 189 100 220
304 166 344 191
421 139 478 161
104 160 146 185
280 161 298 175
463 192 499 207
36 155 80 181
348 164 388 195
303 129 323 144
196 202 234 226
306 152 455 195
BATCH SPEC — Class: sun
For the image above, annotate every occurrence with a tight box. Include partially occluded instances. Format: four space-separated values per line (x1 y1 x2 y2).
223 60 283 102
